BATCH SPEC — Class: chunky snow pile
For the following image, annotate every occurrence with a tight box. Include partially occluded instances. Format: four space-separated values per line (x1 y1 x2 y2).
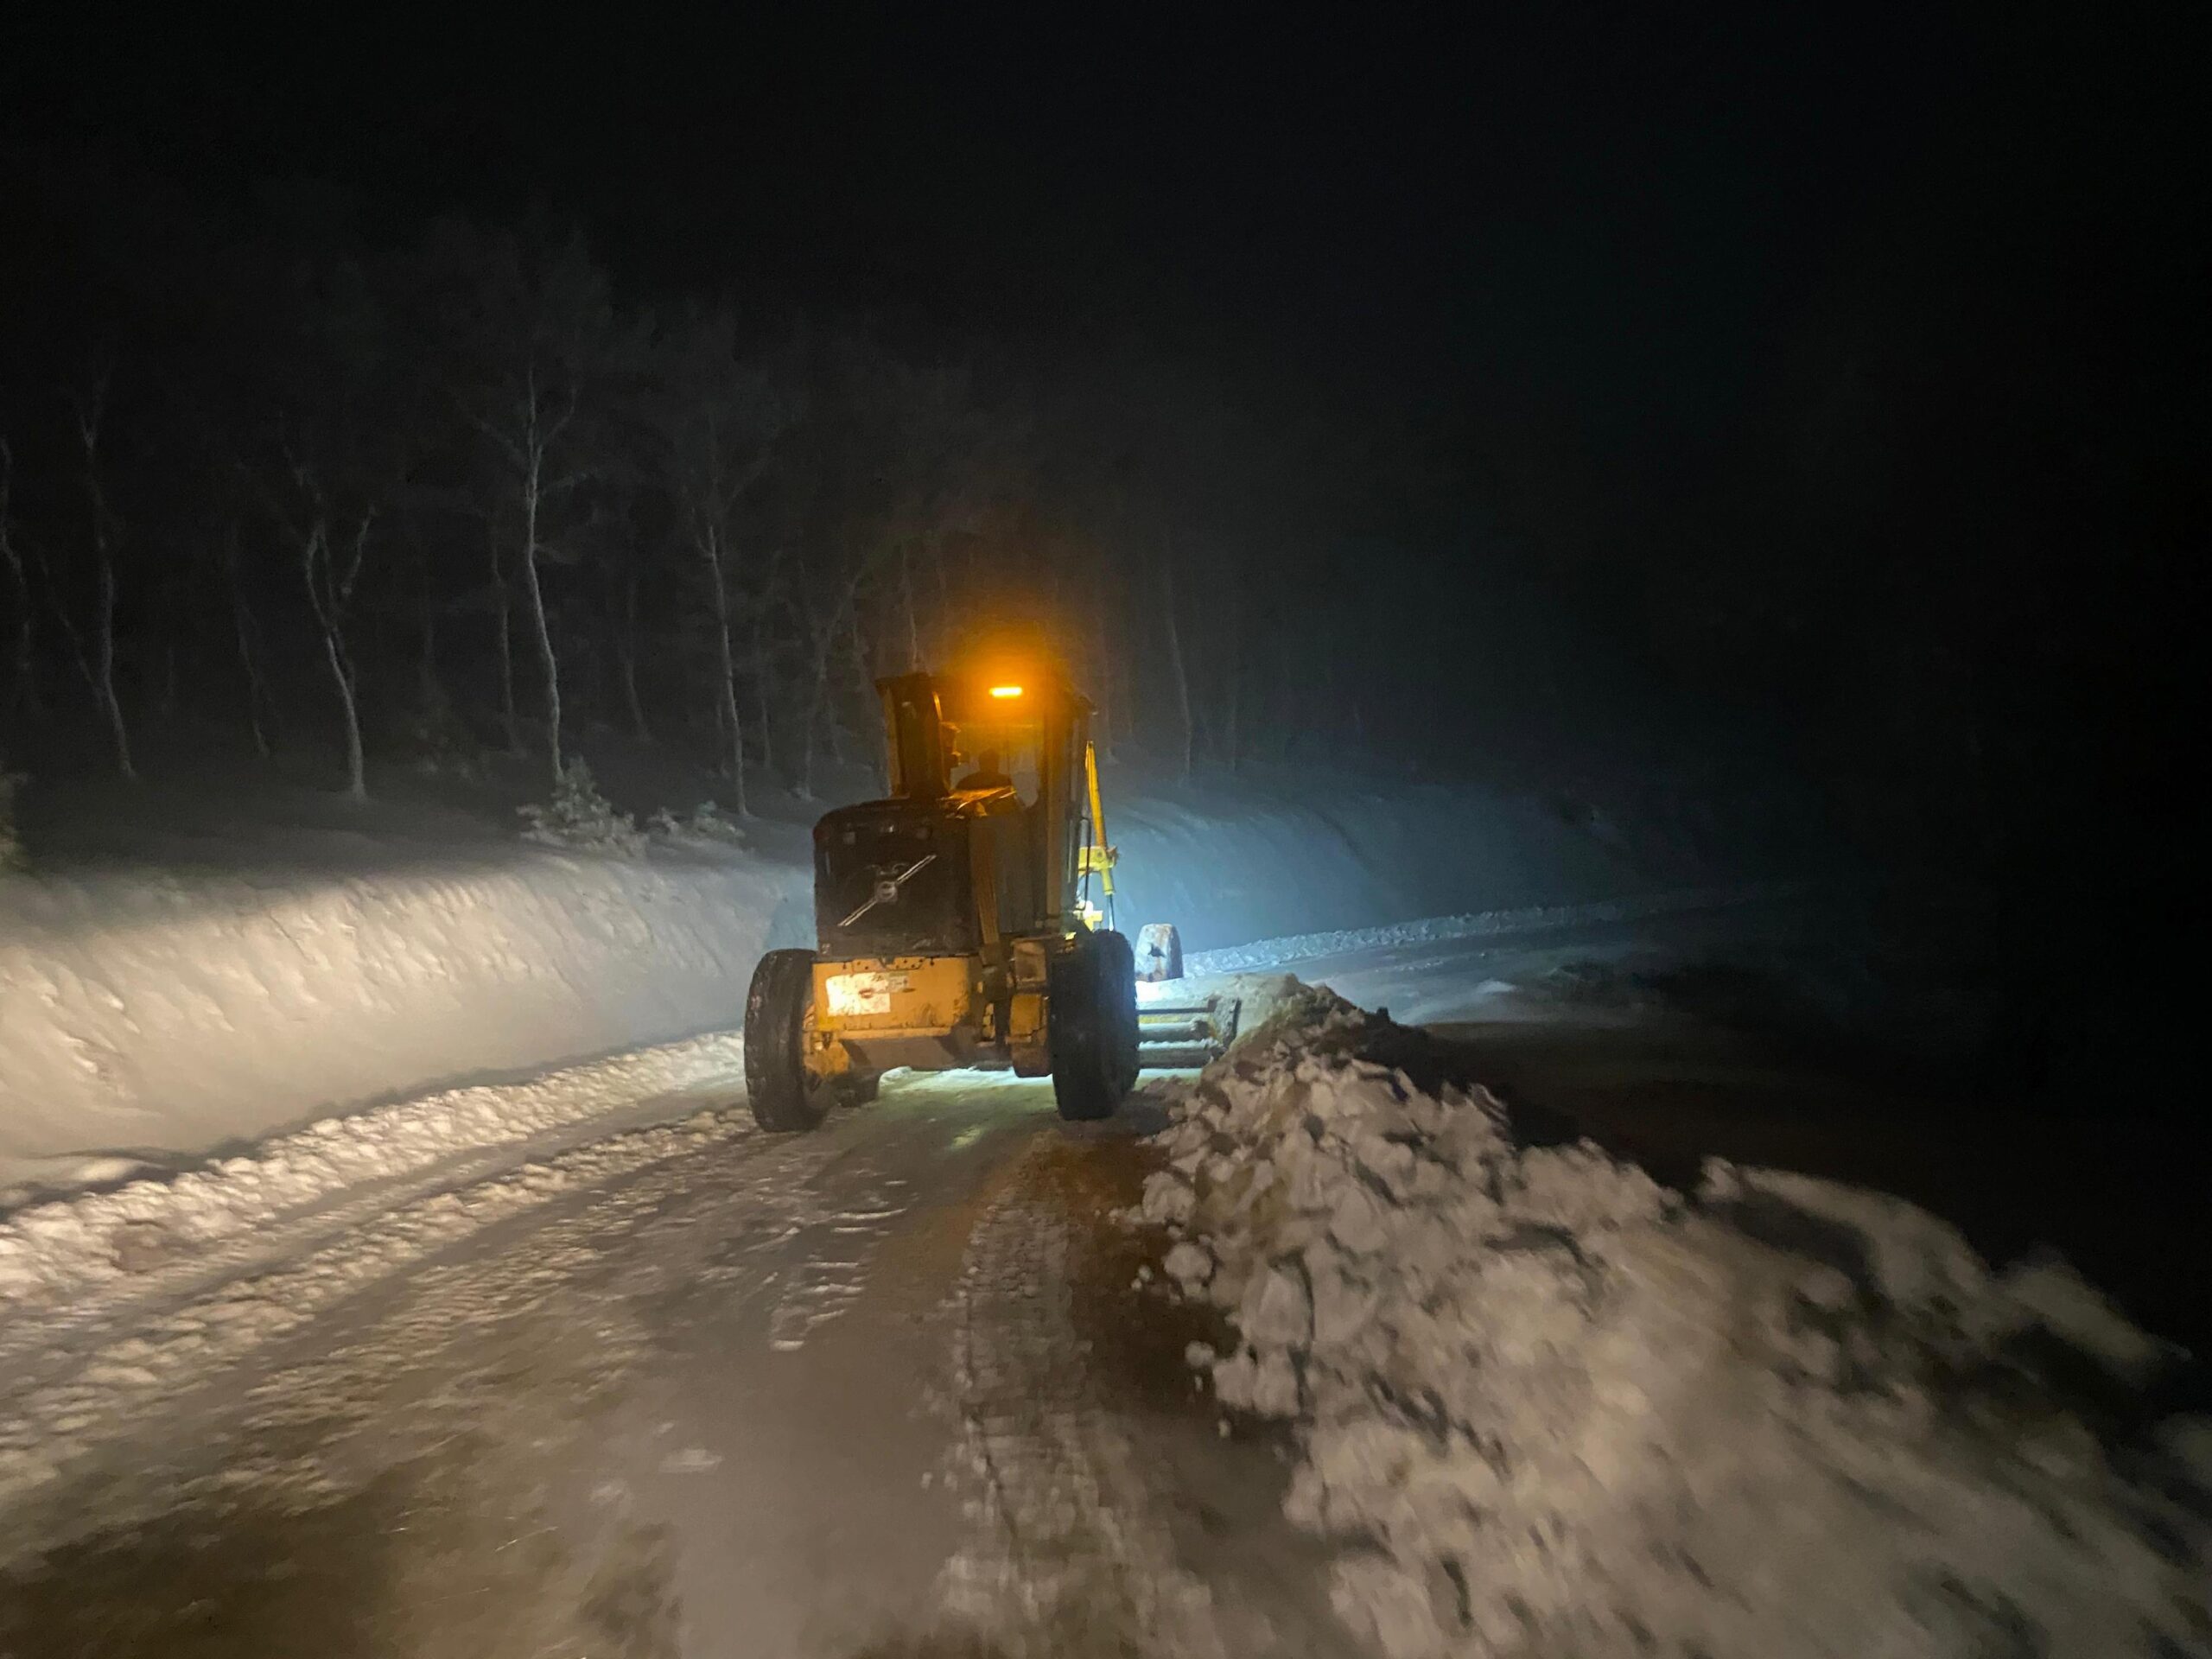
0 850 806 1192
1142 1004 2212 1658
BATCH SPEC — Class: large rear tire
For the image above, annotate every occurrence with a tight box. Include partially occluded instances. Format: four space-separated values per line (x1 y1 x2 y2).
1050 929 1139 1122
746 949 836 1132
1097 929 1141 1096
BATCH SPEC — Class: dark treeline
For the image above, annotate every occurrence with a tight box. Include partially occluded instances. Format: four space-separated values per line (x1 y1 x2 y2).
0 156 1476 809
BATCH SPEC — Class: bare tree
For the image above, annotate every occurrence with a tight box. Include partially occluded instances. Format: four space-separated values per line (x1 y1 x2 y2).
749 588 780 781
613 560 651 742
844 602 887 792
239 435 387 799
46 380 136 778
794 581 851 801
486 522 522 755
0 439 42 722
216 524 273 758
472 364 576 787
435 227 629 789
658 318 783 813
1160 531 1194 779
300 509 374 799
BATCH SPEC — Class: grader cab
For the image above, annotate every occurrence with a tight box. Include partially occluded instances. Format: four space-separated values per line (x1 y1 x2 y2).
743 662 1236 1129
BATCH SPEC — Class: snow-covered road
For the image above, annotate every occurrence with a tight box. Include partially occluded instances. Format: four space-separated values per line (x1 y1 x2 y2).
3 894 2202 1656
0 1040 1348 1656
2 899 1685 1656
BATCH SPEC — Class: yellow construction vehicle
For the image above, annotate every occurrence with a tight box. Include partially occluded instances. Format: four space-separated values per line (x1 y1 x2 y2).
743 659 1235 1129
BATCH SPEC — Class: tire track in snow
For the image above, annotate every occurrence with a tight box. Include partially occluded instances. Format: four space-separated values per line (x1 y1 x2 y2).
0 1100 770 1526
0 1032 752 1368
939 1139 1227 1657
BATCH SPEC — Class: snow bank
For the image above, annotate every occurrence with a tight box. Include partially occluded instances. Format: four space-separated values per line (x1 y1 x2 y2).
1141 1000 2211 1658
0 1031 747 1313
0 851 807 1191
1108 774 1643 954
1182 881 1786 977
3 770 1634 1196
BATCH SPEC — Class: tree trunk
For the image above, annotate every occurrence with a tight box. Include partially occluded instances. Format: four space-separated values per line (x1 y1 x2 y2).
846 607 885 794
489 528 520 756
797 597 841 801
1161 534 1193 779
750 608 776 780
323 626 366 801
300 526 366 801
519 437 563 787
224 533 271 758
618 565 651 742
92 546 134 779
0 444 41 721
76 410 135 779
702 526 748 815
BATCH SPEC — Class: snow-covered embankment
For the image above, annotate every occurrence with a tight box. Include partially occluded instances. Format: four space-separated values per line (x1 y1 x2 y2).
1141 992 2211 1658
1107 774 1643 954
0 851 808 1192
2 775 1642 1196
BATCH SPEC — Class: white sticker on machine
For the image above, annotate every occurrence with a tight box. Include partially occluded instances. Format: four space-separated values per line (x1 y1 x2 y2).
825 971 910 1015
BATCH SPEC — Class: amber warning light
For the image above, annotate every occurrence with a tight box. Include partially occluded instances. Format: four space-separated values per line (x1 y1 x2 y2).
988 684 1024 699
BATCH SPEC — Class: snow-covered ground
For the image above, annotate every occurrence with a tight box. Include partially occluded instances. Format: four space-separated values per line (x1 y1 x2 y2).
2 769 1645 1199
1109 772 1646 954
1182 882 1788 979
0 850 808 1197
2 876 2202 1655
1139 992 2212 1658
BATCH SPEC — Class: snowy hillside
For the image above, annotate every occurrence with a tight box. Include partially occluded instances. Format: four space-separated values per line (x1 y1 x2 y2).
1108 770 1644 953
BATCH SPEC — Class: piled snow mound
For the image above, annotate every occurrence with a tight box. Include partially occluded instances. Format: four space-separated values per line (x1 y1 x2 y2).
1142 1003 2211 1659
0 851 806 1191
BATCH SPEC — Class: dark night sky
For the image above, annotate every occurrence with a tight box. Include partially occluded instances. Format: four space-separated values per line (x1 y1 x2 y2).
4 5 2200 661
1 10 2044 415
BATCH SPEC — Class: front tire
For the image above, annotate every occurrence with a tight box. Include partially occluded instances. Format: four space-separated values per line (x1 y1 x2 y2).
1050 929 1139 1122
746 949 835 1132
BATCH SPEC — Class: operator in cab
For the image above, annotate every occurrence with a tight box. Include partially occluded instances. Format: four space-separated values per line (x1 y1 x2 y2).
956 747 1013 792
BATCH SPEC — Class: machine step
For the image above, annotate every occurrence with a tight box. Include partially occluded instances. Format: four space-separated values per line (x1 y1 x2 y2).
1135 993 1240 1068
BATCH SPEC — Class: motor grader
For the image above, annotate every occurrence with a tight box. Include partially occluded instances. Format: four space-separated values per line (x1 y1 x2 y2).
743 662 1235 1129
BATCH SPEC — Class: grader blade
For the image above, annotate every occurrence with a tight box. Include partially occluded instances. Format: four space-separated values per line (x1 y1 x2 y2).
1136 992 1241 1069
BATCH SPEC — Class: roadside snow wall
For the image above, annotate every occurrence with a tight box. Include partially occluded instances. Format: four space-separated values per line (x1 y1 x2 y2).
0 851 809 1192
0 773 1641 1192
1143 999 2211 1659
